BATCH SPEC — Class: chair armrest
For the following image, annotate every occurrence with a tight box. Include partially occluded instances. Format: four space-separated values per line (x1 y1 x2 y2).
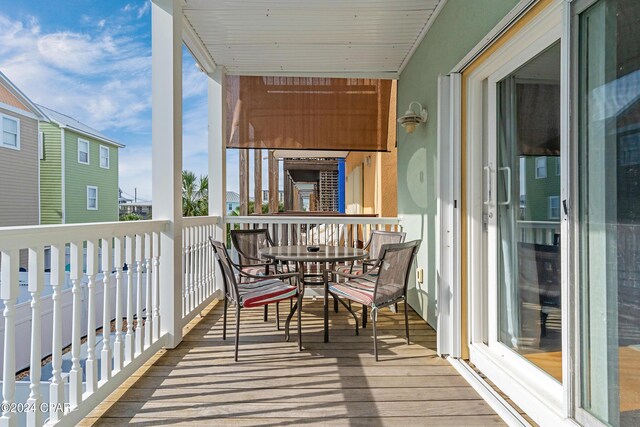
234 264 297 281
328 269 367 281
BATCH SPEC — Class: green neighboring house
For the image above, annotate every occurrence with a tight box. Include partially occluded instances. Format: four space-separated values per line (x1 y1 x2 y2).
38 106 123 224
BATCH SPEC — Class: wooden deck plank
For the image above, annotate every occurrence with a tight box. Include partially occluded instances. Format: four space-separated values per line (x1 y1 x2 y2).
82 415 506 426
85 300 504 426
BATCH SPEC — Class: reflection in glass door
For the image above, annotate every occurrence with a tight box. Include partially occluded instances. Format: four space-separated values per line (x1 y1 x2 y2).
578 0 640 425
495 42 563 381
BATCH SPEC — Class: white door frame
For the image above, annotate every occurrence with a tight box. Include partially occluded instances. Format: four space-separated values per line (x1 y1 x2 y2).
437 73 462 358
463 1 572 425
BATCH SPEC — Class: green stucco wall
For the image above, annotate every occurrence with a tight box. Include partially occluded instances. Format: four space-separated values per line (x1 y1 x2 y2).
64 130 119 223
39 122 63 224
397 0 519 327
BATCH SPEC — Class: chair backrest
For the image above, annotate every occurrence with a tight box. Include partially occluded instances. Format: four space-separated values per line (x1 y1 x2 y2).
373 240 421 306
366 230 407 260
209 238 240 304
230 228 274 267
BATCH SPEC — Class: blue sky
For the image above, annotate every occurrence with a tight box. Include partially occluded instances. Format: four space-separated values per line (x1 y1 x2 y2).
0 0 252 202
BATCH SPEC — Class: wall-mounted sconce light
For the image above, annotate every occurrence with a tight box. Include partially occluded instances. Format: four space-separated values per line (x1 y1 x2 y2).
398 101 428 134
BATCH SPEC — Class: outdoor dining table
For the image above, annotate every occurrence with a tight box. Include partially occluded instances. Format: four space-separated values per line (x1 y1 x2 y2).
259 245 368 343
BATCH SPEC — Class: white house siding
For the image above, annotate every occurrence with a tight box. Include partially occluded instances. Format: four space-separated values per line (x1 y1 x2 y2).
0 106 39 227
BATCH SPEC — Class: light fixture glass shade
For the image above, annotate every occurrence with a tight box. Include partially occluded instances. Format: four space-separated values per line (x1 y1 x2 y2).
403 122 417 134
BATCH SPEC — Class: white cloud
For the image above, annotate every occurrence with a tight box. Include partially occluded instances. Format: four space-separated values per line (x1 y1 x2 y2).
137 2 151 19
0 13 151 133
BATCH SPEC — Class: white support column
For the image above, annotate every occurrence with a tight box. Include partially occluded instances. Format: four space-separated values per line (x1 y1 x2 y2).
152 0 184 348
208 70 226 293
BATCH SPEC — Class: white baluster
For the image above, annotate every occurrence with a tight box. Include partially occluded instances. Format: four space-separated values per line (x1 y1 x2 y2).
193 227 199 307
69 242 83 408
135 234 144 355
0 250 18 427
27 247 44 427
182 231 187 317
197 225 203 305
125 235 135 363
152 232 161 342
145 233 153 348
49 244 66 423
85 240 98 394
189 227 195 311
100 238 113 383
113 236 124 371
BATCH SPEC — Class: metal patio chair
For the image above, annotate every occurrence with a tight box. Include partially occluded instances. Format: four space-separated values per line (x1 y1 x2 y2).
210 238 301 361
230 228 285 327
333 230 406 325
328 240 421 361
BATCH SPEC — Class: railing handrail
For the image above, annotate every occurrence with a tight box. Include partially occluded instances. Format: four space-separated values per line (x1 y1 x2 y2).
0 219 170 251
182 215 221 227
225 215 402 226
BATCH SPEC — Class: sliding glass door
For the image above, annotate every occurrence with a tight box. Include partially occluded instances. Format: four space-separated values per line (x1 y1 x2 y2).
577 0 640 425
494 42 563 382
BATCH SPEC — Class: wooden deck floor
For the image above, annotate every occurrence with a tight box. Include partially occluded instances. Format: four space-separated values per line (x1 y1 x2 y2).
82 300 504 426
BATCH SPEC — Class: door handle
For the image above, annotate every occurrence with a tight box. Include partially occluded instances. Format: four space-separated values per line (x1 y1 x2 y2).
498 166 511 206
483 166 491 205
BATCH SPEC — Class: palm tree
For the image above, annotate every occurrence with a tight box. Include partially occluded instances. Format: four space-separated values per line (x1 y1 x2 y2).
182 170 208 216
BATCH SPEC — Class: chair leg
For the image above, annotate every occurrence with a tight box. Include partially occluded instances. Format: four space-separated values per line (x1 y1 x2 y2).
372 308 378 361
333 295 339 313
276 301 280 331
362 305 367 328
223 298 228 341
404 300 410 345
235 305 241 362
264 304 268 322
297 293 302 351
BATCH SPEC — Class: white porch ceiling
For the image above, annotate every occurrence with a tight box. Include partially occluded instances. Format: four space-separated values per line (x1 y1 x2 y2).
182 0 443 78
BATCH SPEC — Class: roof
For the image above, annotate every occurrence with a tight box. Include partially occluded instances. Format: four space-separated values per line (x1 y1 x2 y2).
226 191 240 203
37 105 124 148
182 0 445 78
0 71 49 120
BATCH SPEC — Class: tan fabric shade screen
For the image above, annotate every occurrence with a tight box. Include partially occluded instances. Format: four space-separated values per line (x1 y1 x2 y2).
225 76 393 151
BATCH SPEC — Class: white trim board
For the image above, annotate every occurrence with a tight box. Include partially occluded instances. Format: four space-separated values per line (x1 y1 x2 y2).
451 0 539 73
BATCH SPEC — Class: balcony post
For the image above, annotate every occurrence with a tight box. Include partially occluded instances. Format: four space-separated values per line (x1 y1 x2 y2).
152 0 183 348
208 70 227 294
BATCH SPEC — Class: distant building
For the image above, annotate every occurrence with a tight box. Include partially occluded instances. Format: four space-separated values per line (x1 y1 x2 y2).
38 106 124 224
226 191 240 214
0 71 48 227
119 202 152 220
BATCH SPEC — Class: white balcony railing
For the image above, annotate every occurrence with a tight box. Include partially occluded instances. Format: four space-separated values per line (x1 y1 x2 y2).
226 215 403 248
0 214 398 426
0 220 170 426
181 216 220 326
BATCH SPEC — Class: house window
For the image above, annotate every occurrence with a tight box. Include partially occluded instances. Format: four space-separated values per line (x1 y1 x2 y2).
548 196 560 219
78 139 90 164
87 186 98 210
535 157 547 179
228 203 233 211
1 115 19 149
100 145 110 169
